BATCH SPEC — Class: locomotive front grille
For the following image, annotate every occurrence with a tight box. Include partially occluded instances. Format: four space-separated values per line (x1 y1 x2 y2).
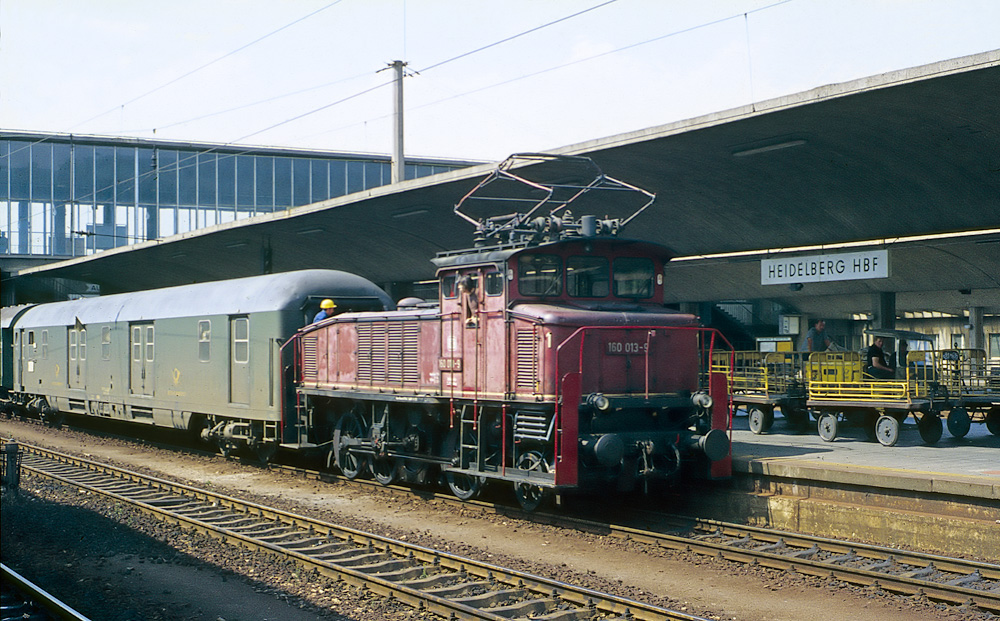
516 329 538 391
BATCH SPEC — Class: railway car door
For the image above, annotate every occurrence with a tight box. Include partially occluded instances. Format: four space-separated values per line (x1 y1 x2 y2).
130 323 155 397
68 326 86 390
229 316 251 405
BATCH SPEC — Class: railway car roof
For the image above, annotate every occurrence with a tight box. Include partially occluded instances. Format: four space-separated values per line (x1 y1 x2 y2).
14 270 391 328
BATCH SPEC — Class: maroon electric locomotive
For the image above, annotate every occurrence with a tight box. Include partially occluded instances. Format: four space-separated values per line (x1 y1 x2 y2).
288 154 732 510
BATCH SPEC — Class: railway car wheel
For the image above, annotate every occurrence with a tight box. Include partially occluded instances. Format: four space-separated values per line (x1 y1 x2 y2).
397 460 430 484
874 414 900 447
918 413 943 445
513 451 550 512
748 407 767 435
987 407 1000 436
371 457 398 486
817 412 839 442
446 472 484 500
946 407 971 439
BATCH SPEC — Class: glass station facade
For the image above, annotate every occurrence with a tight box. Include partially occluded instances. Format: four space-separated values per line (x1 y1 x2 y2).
0 131 469 257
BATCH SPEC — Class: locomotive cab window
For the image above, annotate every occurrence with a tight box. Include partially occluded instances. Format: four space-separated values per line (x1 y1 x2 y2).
613 257 655 299
567 256 609 298
518 254 562 296
441 274 458 299
484 270 504 296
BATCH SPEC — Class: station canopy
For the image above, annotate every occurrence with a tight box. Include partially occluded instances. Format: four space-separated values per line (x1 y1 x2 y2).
21 50 1000 318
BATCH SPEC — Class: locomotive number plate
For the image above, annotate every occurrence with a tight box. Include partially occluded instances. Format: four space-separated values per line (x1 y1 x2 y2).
606 341 648 355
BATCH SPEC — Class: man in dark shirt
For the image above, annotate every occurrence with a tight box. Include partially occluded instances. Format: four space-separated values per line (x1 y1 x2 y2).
805 319 832 352
865 336 895 379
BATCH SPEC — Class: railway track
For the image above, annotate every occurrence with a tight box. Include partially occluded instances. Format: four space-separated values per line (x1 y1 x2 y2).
269 462 1000 614
8 420 999 616
1 563 90 621
16 443 706 621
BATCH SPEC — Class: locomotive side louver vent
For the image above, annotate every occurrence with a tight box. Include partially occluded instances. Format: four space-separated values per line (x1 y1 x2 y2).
402 323 420 384
359 322 418 385
357 324 373 383
301 335 318 382
516 329 538 391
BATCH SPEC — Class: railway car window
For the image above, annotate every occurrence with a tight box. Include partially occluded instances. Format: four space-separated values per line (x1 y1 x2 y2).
145 326 154 362
519 254 562 296
233 317 249 364
41 330 48 359
198 321 211 362
567 256 610 298
613 257 655 299
132 327 141 361
485 271 504 296
441 274 458 299
102 327 111 360
69 330 77 361
80 330 86 361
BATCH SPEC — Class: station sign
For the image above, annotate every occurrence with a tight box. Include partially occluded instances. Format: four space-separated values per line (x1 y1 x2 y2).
761 250 889 285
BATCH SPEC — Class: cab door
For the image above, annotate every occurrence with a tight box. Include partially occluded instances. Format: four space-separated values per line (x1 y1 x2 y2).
130 323 155 397
68 327 87 390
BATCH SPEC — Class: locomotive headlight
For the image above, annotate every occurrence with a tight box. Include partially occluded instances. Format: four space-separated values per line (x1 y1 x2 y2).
587 393 610 412
692 392 713 409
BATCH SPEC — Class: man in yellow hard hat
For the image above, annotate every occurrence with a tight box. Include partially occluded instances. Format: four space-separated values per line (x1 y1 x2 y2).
313 299 337 323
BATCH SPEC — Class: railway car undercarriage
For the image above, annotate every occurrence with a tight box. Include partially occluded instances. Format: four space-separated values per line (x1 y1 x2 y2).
295 389 728 511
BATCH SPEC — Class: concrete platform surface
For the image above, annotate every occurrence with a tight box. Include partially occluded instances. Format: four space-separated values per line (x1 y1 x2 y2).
730 409 1000 501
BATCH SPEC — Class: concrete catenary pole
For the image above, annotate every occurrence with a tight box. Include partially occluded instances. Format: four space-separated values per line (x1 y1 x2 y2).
390 60 406 184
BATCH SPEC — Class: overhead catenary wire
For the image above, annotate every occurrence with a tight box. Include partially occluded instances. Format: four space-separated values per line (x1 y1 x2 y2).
3 1 791 236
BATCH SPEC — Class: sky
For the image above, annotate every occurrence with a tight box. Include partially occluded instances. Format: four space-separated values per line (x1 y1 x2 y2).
2 0 999 162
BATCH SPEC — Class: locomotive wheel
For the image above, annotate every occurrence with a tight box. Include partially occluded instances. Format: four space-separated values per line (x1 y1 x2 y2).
253 442 277 465
748 407 767 435
446 472 484 500
987 407 1000 436
874 414 900 447
918 413 943 445
371 457 398 486
513 451 550 513
946 407 971 439
817 412 838 442
336 412 367 480
397 460 430 484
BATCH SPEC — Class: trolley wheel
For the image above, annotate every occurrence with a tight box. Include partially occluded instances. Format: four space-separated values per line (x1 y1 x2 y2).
946 407 971 439
817 412 839 442
874 414 900 447
446 471 484 501
987 407 1000 436
371 457 398 486
748 407 768 435
918 412 943 445
513 451 550 512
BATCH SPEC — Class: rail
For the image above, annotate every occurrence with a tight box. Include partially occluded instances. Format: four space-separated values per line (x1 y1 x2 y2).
17 443 708 621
